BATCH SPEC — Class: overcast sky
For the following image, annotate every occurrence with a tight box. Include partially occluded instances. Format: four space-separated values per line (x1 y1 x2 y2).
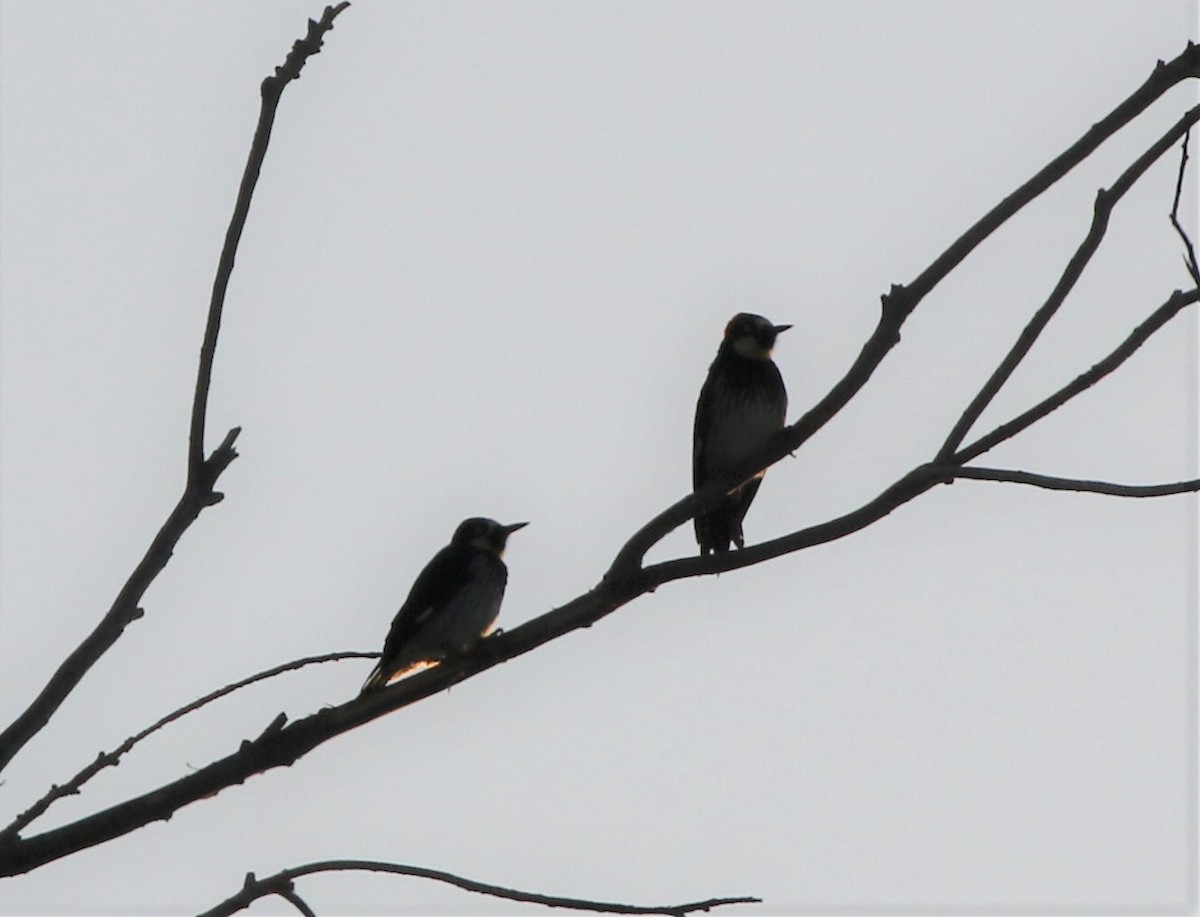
1 2 1196 914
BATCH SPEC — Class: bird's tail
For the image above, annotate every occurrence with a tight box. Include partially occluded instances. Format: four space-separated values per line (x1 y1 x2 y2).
360 656 438 694
695 506 745 555
360 663 387 695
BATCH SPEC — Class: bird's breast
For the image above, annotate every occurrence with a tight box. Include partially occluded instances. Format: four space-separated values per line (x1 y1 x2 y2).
703 387 785 476
426 554 506 650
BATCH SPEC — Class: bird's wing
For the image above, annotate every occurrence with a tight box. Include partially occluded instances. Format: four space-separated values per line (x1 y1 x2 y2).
768 361 788 422
693 366 718 491
378 545 473 664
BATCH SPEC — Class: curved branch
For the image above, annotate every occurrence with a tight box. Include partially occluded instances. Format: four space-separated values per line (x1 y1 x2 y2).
277 888 317 917
954 287 1198 463
947 467 1200 497
198 860 760 917
0 4 350 776
1 651 375 840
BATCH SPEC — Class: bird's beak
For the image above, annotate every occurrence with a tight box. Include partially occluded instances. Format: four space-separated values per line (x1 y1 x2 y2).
502 521 529 535
773 323 793 334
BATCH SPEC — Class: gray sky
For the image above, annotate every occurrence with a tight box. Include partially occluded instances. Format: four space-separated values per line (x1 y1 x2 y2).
1 2 1196 913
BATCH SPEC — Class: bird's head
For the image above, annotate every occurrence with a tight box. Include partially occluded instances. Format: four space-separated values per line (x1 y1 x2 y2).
452 517 529 556
723 312 791 360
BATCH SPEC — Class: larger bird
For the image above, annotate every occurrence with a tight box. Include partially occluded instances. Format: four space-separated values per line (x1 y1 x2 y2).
361 517 527 693
693 312 790 555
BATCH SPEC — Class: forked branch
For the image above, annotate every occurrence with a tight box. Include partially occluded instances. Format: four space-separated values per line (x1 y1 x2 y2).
608 49 1200 576
939 104 1200 462
1 651 375 840
0 3 350 776
954 287 1198 463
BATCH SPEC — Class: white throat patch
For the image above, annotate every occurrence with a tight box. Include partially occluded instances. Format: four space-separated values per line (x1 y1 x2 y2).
731 336 771 360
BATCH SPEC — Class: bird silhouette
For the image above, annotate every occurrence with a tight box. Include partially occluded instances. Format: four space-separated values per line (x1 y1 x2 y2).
693 313 790 554
361 517 526 693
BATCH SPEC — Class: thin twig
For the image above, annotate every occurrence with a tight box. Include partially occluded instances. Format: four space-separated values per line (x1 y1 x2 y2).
1 652 375 840
953 287 1198 463
937 104 1200 462
189 2 350 479
0 4 349 776
945 466 1200 497
1169 129 1200 285
197 859 760 917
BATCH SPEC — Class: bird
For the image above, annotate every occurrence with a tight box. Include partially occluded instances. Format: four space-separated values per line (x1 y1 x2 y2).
360 517 527 693
693 312 790 555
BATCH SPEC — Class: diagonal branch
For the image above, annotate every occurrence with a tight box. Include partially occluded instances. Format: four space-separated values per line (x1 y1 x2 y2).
0 426 237 776
903 46 1199 309
188 2 350 480
953 287 1198 463
198 859 760 917
937 103 1200 462
608 286 910 578
1 651 374 840
4 412 1195 876
609 48 1200 576
0 467 949 877
0 3 350 777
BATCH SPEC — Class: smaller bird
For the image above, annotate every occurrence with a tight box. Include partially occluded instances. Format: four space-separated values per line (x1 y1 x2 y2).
361 517 527 693
693 312 790 555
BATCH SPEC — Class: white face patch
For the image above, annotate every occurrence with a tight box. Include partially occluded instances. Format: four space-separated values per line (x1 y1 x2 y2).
731 335 771 360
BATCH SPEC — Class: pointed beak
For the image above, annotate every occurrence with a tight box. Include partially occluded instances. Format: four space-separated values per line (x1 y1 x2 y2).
773 323 793 334
502 521 529 535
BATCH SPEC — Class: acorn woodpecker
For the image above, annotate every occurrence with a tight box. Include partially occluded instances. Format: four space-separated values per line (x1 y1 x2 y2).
693 312 790 555
361 517 527 693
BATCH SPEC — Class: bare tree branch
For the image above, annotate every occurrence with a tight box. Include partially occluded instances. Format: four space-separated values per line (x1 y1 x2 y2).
1 651 374 840
0 426 236 774
0 469 948 877
640 286 1200 579
904 45 1200 308
954 286 1198 463
2 36 1195 882
946 467 1200 497
189 1 350 477
13 276 1194 872
198 860 760 917
938 103 1200 462
0 3 351 777
278 888 318 917
1170 129 1200 285
609 47 1200 577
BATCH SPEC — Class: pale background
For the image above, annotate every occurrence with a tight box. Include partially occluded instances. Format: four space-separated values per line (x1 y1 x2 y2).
0 2 1196 914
